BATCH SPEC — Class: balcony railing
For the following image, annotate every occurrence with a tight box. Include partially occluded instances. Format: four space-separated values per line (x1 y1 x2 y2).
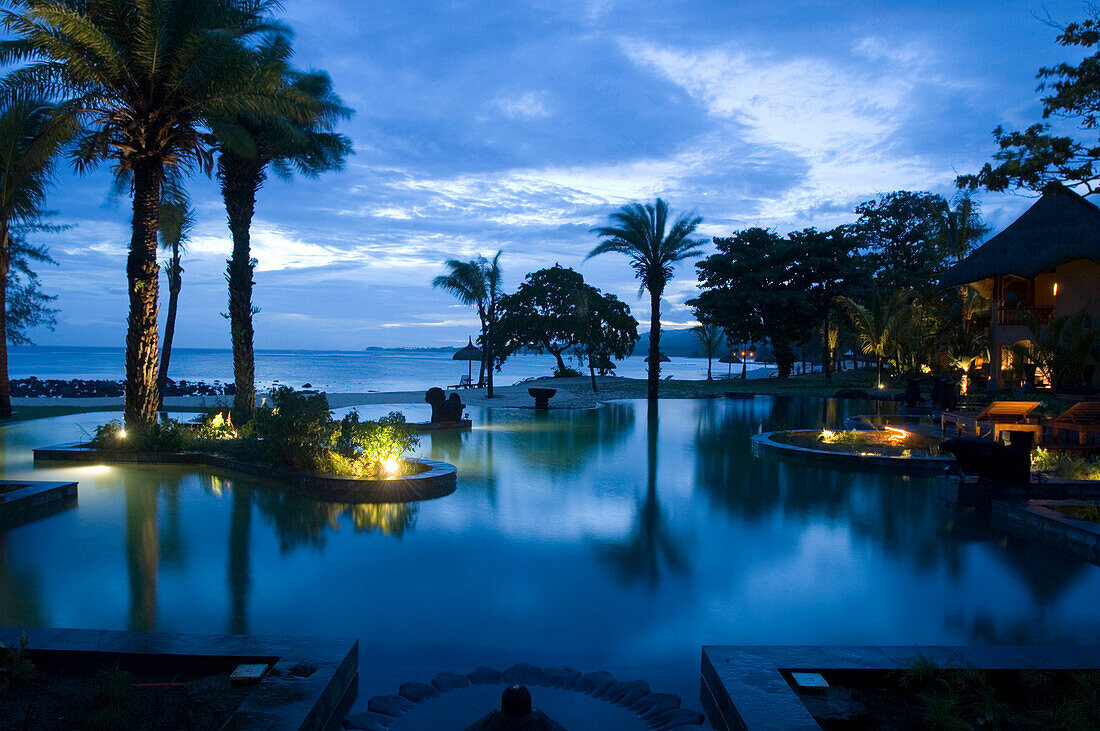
998 305 1054 327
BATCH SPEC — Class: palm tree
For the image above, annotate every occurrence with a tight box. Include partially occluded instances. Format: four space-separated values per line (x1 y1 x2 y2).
691 323 724 380
156 194 194 409
2 0 290 427
837 290 909 388
433 252 503 397
218 41 352 424
588 199 703 401
931 191 988 264
0 94 73 417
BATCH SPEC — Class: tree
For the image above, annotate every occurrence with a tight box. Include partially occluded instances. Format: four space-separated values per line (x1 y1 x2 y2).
0 94 72 417
2 0 289 427
689 227 860 378
588 198 703 401
432 252 503 397
837 289 910 388
157 195 194 408
691 323 724 380
218 40 352 424
576 286 637 392
931 191 988 263
6 225 57 345
854 191 952 294
959 15 1100 195
494 265 638 390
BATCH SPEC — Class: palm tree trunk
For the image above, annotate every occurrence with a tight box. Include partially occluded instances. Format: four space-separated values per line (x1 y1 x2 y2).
221 154 265 425
125 160 163 427
0 224 10 419
648 289 661 401
589 348 597 392
822 320 832 380
157 257 182 410
486 312 495 398
706 354 712 380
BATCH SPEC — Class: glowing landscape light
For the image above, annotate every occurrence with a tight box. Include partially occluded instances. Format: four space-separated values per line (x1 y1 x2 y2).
383 458 401 476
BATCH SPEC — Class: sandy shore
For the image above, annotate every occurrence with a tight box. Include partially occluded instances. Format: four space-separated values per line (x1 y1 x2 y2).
11 376 747 411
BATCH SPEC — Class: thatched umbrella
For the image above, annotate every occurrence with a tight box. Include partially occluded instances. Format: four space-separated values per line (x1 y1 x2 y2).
452 337 482 384
643 351 671 363
718 350 741 378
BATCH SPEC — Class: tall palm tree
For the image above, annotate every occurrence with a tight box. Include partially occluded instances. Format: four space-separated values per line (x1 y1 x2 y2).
433 252 503 397
2 0 290 427
156 194 194 409
0 94 73 417
691 323 724 380
837 290 909 388
588 199 703 401
218 40 352 424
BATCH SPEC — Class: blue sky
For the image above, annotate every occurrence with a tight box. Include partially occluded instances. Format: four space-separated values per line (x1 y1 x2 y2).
27 0 1093 349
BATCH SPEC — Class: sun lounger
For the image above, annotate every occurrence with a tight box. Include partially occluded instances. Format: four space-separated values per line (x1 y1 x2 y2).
1042 401 1100 445
941 400 1041 439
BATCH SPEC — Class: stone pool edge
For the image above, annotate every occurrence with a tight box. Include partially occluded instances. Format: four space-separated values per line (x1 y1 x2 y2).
701 645 1100 731
0 625 358 731
750 431 955 475
32 444 456 503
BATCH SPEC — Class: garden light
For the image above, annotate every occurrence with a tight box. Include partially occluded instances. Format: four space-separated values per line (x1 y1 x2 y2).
383 458 401 476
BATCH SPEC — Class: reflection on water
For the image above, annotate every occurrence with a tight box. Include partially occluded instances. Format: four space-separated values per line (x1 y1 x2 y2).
2 398 1100 710
599 403 687 589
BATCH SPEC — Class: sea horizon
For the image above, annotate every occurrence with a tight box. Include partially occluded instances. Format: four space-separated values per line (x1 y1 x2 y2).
9 345 774 393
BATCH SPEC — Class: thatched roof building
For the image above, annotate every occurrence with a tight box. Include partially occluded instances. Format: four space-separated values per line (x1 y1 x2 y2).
941 185 1100 287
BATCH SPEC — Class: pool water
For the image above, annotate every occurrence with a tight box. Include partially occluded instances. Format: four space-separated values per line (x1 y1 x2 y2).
3 396 1100 723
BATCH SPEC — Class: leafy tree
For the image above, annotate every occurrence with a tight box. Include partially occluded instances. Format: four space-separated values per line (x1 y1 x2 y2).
690 227 861 378
495 265 638 390
854 191 952 294
691 323 724 380
157 194 194 407
2 0 290 426
496 266 587 376
7 225 57 345
576 285 637 391
588 198 703 401
218 39 352 424
959 15 1100 195
0 94 72 416
433 252 503 396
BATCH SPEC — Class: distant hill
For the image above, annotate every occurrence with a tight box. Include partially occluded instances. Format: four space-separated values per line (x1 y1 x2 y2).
631 329 710 358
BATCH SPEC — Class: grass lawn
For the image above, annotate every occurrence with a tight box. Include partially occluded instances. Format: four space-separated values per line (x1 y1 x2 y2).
0 404 207 425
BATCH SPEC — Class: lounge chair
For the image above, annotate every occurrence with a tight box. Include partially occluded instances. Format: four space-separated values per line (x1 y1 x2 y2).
448 375 474 390
1042 401 1100 445
941 400 1041 440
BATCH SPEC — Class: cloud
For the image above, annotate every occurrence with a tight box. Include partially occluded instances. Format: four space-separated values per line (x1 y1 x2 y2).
494 91 552 119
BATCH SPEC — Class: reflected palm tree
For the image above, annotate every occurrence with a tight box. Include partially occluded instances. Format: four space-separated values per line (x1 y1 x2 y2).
599 402 688 589
158 472 185 568
228 484 252 634
125 479 159 631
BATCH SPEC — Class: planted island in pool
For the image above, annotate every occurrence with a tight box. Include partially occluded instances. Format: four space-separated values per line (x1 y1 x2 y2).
32 387 456 503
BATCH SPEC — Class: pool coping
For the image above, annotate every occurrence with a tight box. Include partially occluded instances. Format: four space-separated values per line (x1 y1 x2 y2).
32 444 456 503
992 499 1100 564
701 645 1100 731
750 430 954 475
0 479 78 528
0 625 357 730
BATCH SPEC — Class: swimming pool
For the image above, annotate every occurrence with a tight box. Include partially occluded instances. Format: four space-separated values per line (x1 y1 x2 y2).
3 396 1099 722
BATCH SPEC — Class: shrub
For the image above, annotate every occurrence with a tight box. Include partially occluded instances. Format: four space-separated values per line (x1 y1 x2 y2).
89 416 191 452
0 631 35 688
1032 448 1100 480
246 387 333 469
326 411 419 477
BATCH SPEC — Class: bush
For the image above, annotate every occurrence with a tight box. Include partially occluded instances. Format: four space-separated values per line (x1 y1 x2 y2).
1032 448 1100 480
84 387 422 477
553 365 582 378
0 631 35 689
325 411 419 477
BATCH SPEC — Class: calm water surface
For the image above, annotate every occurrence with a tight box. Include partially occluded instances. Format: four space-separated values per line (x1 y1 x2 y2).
3 397 1100 721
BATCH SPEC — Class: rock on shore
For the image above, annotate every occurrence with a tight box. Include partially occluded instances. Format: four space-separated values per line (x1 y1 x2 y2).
11 377 233 398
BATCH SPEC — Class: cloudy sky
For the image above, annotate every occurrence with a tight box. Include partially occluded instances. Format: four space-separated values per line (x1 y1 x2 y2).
27 0 1094 350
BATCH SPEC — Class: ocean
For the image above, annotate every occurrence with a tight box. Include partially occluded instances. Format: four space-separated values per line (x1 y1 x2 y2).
8 346 774 393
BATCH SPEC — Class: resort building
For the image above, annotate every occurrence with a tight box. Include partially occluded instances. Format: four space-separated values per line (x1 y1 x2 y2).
940 184 1100 389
